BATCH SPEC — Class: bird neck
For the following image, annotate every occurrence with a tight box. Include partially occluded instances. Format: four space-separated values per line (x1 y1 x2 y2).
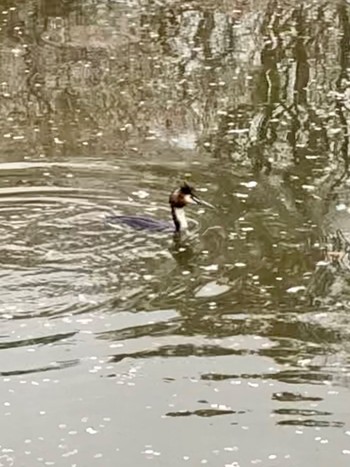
171 206 188 232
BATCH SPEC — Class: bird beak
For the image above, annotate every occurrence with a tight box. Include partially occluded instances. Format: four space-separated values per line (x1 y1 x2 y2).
191 194 215 209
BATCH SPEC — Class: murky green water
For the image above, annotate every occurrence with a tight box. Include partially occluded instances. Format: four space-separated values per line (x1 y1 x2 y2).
1 0 350 465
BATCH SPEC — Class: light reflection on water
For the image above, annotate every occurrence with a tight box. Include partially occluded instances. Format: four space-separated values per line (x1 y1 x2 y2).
0 0 350 466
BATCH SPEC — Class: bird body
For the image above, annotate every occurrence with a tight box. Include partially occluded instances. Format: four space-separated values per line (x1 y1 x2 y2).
106 183 213 233
106 215 172 231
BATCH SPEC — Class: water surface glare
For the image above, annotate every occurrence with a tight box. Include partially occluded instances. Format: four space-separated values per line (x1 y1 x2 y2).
1 0 350 466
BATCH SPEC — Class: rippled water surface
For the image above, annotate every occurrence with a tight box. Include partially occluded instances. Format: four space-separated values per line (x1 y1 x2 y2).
1 0 350 465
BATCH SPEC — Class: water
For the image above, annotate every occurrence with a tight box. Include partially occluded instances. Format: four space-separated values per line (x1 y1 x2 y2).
1 0 350 465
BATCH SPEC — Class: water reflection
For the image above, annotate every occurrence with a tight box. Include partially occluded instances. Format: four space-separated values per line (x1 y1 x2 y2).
1 0 350 466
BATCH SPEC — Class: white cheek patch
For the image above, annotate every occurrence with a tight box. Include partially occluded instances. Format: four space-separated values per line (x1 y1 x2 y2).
184 194 195 204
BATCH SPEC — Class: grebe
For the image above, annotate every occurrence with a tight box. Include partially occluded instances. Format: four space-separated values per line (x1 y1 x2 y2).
106 183 213 232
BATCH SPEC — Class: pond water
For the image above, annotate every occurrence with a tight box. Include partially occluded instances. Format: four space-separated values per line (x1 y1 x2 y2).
1 0 350 466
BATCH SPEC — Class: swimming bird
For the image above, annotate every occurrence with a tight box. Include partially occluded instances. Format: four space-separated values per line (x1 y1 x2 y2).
106 183 213 233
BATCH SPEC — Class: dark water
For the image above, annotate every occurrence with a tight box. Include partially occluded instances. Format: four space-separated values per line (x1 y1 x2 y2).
1 0 350 465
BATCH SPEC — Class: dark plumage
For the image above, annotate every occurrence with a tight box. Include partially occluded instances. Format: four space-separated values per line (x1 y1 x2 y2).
169 183 196 209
